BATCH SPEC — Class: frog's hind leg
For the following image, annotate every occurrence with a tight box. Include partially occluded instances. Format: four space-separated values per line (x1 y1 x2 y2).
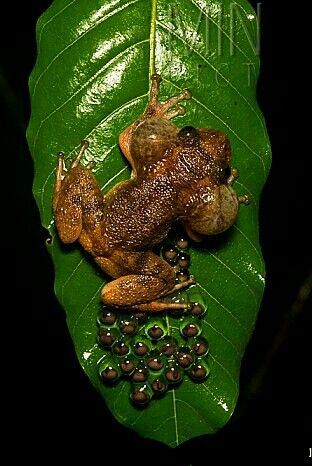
128 277 196 313
70 139 89 168
53 140 90 213
102 275 192 313
97 250 193 313
53 140 104 244
52 152 66 212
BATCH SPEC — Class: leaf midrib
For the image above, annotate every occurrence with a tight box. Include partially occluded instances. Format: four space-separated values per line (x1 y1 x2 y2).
149 0 157 76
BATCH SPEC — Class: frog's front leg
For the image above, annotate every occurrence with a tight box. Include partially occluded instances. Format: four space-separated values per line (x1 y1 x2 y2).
53 141 104 247
183 175 250 240
96 250 194 313
118 74 192 172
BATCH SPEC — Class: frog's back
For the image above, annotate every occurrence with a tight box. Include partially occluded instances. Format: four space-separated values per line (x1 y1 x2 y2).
101 177 177 249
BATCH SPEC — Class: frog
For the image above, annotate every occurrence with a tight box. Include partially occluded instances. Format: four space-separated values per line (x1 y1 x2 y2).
53 74 250 313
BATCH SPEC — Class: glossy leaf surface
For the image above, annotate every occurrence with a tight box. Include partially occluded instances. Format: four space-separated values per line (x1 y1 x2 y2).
27 0 271 447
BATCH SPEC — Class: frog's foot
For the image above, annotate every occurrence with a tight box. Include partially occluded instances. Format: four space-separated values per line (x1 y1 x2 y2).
165 275 196 295
53 140 90 212
55 140 89 176
70 139 89 168
239 195 251 205
53 152 66 212
127 301 192 313
101 275 193 313
227 168 251 205
101 274 196 313
128 276 196 312
120 278 196 313
227 167 239 186
145 74 192 121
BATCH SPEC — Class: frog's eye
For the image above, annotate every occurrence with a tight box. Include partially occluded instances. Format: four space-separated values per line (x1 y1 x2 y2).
178 126 200 146
221 165 231 183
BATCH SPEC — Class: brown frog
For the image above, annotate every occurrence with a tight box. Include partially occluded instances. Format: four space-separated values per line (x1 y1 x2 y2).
53 75 249 313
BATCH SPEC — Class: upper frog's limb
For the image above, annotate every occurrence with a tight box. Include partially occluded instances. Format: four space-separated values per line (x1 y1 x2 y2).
119 74 191 175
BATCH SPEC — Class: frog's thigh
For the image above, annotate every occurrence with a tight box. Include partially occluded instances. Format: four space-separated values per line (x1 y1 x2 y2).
98 251 176 307
55 166 102 243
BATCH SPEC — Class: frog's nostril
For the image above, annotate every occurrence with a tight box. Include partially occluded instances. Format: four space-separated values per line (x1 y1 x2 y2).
178 126 200 146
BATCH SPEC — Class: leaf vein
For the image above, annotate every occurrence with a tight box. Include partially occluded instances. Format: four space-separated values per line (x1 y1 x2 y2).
235 179 253 197
149 0 158 75
113 382 127 415
189 0 256 66
149 415 176 434
32 0 144 99
233 224 264 267
176 397 212 426
72 283 102 337
32 38 149 151
101 165 128 192
37 0 78 52
202 317 242 357
61 258 84 306
129 410 145 427
172 389 179 447
40 169 55 226
80 92 148 142
197 282 249 335
209 251 258 304
209 353 238 393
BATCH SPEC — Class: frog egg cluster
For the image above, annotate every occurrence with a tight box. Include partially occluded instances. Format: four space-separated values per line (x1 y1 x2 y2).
97 235 210 406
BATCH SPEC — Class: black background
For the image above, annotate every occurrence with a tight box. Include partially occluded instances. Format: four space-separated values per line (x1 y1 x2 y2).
1 1 310 463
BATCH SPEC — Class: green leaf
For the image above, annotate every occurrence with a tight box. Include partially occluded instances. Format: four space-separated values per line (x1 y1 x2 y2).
27 0 271 447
